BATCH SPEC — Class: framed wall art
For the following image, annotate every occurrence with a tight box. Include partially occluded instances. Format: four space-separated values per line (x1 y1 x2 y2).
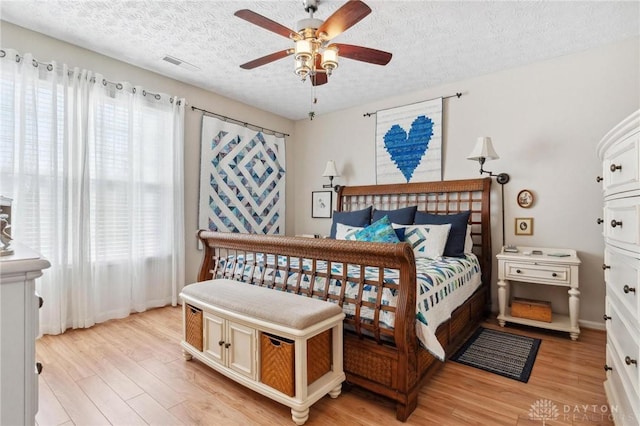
312 191 332 218
515 217 534 236
517 189 534 208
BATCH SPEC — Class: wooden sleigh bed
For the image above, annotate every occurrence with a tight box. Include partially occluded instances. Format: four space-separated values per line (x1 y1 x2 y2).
196 177 492 421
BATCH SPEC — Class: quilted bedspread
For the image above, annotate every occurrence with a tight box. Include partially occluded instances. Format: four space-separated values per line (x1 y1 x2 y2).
217 254 481 360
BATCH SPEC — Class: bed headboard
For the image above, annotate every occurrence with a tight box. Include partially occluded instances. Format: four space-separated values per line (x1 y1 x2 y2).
336 177 493 287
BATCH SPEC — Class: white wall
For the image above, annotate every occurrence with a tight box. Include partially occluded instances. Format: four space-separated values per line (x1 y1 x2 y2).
0 21 297 284
293 37 640 326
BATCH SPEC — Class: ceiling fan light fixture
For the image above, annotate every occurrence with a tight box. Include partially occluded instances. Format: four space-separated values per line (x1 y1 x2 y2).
294 39 312 62
294 58 311 80
321 46 338 75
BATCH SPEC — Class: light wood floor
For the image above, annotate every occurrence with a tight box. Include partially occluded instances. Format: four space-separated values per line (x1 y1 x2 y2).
35 306 613 426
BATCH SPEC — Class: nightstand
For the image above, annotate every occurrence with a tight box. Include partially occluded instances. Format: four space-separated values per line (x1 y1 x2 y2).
496 246 581 340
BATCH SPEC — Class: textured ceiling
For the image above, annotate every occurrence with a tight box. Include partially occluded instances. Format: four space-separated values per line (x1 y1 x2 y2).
1 1 638 120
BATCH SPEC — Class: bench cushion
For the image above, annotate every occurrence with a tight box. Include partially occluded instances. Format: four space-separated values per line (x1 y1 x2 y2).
181 279 343 330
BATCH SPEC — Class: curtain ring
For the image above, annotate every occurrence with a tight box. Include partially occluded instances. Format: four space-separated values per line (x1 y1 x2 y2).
155 94 161 100
47 64 53 71
142 89 147 96
0 50 5 58
32 59 38 67
170 98 174 104
132 87 136 93
102 79 107 86
90 76 95 83
15 54 21 63
116 83 123 90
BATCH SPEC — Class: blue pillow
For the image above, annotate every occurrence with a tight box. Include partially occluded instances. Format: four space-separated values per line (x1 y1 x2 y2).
394 227 406 241
413 210 471 257
354 216 400 243
329 206 372 239
371 206 417 225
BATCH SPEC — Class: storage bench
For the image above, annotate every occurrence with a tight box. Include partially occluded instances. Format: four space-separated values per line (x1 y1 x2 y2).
180 279 345 425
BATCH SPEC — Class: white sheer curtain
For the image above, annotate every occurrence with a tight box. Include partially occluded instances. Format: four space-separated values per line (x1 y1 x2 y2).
0 49 185 334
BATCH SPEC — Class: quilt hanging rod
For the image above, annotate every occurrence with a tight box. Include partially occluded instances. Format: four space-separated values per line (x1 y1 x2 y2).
191 106 290 138
362 92 463 117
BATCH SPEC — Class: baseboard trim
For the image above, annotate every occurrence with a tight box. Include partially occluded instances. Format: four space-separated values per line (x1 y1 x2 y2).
579 319 606 331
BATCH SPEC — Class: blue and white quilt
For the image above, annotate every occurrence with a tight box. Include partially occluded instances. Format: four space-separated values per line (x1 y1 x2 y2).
216 254 481 360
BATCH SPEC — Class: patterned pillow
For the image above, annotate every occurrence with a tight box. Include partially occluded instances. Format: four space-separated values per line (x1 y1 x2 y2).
354 216 400 243
403 223 452 258
335 223 363 240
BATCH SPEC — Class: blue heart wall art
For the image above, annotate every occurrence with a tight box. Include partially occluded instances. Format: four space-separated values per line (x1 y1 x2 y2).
383 115 434 183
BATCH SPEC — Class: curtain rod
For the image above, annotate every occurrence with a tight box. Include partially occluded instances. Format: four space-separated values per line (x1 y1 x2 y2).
362 92 463 117
191 106 290 137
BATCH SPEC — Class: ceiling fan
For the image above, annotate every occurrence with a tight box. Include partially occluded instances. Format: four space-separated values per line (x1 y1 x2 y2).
234 0 392 86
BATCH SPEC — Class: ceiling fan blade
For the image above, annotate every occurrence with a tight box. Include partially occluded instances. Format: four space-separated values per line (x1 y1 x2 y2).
332 43 392 65
316 0 371 40
235 9 300 39
240 50 293 69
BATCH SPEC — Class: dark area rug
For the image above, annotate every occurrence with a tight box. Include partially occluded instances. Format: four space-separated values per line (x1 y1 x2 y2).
450 327 541 383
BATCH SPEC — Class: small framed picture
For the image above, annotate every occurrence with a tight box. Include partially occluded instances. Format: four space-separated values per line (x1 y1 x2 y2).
515 217 534 236
312 191 332 218
517 189 534 208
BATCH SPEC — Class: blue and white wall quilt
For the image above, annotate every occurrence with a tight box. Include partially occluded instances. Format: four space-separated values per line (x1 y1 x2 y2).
199 115 286 234
376 98 442 184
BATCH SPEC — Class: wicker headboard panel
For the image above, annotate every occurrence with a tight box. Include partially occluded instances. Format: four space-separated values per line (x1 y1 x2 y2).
336 177 493 287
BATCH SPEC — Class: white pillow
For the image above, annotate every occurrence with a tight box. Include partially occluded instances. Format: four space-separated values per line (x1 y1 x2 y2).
335 223 363 240
401 223 452 259
464 225 473 253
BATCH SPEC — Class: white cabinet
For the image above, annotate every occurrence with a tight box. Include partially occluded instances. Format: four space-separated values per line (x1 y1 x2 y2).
0 242 50 426
597 109 640 426
203 312 257 380
496 246 581 339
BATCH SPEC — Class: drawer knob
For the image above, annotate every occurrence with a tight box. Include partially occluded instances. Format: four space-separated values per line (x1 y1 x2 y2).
610 220 622 228
38 296 44 309
551 272 557 277
603 314 611 321
602 264 610 270
597 218 603 224
516 269 522 274
625 356 637 366
609 163 622 172
604 364 612 372
623 285 636 294
218 340 225 346
224 343 232 349
596 176 603 182
36 362 43 375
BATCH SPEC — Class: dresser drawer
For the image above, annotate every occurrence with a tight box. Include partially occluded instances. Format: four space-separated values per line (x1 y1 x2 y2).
606 344 640 426
605 246 640 321
503 261 571 286
602 131 639 196
606 299 639 398
604 196 640 247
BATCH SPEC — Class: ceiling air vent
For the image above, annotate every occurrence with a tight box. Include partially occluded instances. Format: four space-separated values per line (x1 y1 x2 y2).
161 55 200 72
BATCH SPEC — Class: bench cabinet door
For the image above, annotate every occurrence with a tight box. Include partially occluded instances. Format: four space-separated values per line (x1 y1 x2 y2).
227 321 257 380
204 312 225 365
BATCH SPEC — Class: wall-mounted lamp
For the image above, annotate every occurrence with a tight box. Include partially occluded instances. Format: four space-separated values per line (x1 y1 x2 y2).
322 160 340 192
467 137 510 184
467 137 510 247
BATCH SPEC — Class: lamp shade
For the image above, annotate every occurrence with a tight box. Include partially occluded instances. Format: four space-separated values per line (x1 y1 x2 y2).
322 160 339 177
467 137 500 161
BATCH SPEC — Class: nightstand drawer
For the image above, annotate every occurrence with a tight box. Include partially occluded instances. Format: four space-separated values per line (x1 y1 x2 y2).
503 261 571 285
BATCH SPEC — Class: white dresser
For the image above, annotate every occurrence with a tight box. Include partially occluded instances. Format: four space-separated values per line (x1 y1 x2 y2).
597 109 640 426
0 242 50 426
